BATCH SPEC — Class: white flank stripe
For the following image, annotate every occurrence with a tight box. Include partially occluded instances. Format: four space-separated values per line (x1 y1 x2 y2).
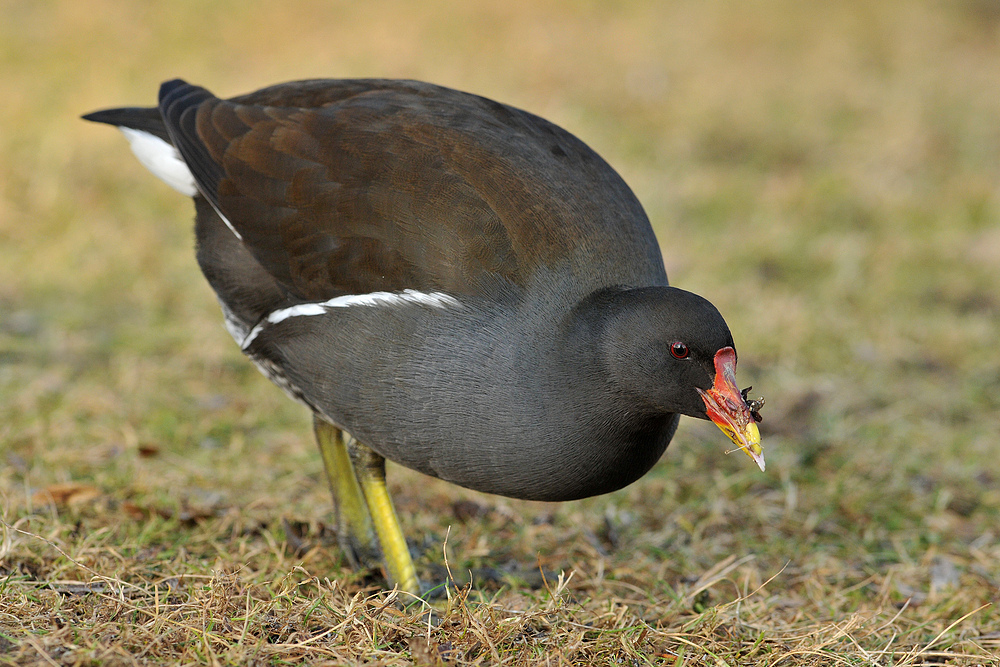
267 302 329 323
120 128 197 197
241 289 460 350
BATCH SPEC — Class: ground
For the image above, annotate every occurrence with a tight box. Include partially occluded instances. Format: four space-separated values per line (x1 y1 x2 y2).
1 0 999 664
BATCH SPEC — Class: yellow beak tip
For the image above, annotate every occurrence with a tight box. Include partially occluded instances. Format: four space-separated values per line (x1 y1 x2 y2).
746 422 765 471
718 420 766 471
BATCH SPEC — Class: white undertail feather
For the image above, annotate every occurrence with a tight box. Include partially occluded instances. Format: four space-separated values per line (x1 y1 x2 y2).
241 290 461 350
119 128 197 197
118 127 244 241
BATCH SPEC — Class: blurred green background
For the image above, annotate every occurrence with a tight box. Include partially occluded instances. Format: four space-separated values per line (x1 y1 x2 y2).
1 0 999 656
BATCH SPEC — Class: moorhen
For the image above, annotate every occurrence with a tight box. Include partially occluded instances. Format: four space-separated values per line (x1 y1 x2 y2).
84 79 765 594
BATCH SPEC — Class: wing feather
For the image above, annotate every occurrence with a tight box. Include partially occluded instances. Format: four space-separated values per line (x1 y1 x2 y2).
157 78 665 302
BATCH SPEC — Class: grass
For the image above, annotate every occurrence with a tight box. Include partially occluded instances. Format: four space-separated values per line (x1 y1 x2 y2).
2 0 1000 664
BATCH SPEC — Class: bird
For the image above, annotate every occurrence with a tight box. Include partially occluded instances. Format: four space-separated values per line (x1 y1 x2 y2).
83 78 765 595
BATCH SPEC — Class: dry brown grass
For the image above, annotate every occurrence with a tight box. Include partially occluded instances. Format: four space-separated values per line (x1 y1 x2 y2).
2 0 1000 664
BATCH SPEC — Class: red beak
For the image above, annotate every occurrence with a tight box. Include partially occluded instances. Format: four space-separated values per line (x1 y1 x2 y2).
697 347 765 471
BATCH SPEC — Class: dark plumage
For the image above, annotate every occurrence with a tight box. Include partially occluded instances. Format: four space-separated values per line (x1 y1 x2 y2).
84 79 764 593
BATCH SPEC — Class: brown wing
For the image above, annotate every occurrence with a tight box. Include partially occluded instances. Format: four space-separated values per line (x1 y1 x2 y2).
159 78 666 302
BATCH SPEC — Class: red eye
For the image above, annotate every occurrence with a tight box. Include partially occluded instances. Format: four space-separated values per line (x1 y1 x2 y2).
670 342 689 359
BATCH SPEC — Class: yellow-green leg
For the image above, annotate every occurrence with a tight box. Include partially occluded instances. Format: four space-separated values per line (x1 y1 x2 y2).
346 434 420 595
314 416 420 595
314 417 379 569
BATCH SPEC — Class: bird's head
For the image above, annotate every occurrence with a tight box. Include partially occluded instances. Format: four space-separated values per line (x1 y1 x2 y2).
600 286 765 471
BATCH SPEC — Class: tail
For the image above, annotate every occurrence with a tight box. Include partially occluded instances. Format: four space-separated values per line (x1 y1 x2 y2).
82 106 169 141
82 103 197 197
